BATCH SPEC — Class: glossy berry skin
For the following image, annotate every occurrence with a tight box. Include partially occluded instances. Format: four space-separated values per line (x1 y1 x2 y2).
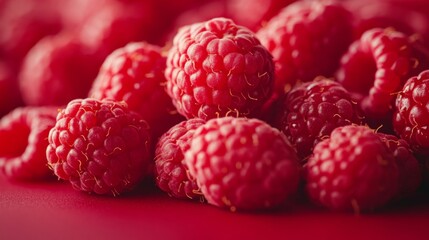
275 78 361 162
257 0 353 93
154 118 205 199
336 28 427 120
393 70 429 155
0 106 58 180
185 117 300 211
165 17 275 120
46 98 152 196
89 42 184 140
306 125 399 212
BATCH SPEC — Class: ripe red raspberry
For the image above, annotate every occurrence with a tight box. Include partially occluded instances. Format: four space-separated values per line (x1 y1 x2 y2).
377 133 422 198
154 118 205 199
78 0 157 56
46 98 152 195
19 33 101 106
89 41 184 140
336 28 428 121
344 0 429 45
225 0 295 32
306 125 399 212
393 70 429 155
0 0 62 66
256 0 353 93
184 117 300 211
165 17 275 120
0 106 58 180
275 78 362 162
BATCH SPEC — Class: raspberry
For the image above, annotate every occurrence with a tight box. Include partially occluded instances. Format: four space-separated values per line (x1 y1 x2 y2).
344 0 429 45
305 125 399 212
19 33 101 106
336 28 427 121
184 117 300 211
89 41 184 140
256 0 353 93
154 118 205 199
46 98 152 195
165 17 275 120
0 106 58 180
393 70 429 155
226 0 295 32
78 0 157 56
275 78 362 162
377 133 422 198
0 0 62 66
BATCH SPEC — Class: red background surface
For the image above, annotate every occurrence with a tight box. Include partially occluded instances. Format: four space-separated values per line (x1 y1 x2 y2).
1 174 428 240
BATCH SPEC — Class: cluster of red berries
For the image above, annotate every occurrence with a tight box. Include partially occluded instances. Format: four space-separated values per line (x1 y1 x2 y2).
1 0 429 213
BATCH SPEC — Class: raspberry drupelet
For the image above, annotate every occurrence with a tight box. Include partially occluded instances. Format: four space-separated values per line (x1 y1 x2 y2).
46 98 152 196
165 17 275 120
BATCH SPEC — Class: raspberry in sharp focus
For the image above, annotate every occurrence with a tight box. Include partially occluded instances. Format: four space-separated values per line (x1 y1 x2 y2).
275 78 362 162
393 69 429 156
165 17 275 120
377 132 422 198
89 41 184 141
46 98 152 196
336 28 429 123
19 33 101 106
154 118 205 199
184 117 300 211
305 125 399 212
0 106 58 180
256 0 353 94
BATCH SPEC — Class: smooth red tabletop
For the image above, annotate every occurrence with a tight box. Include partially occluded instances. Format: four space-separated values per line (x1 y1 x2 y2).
1 174 428 240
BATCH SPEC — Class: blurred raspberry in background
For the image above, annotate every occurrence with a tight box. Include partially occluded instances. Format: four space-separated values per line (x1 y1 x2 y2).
342 0 429 44
0 0 428 114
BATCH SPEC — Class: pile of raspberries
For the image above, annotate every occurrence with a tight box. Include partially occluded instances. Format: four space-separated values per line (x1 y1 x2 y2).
1 0 429 213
